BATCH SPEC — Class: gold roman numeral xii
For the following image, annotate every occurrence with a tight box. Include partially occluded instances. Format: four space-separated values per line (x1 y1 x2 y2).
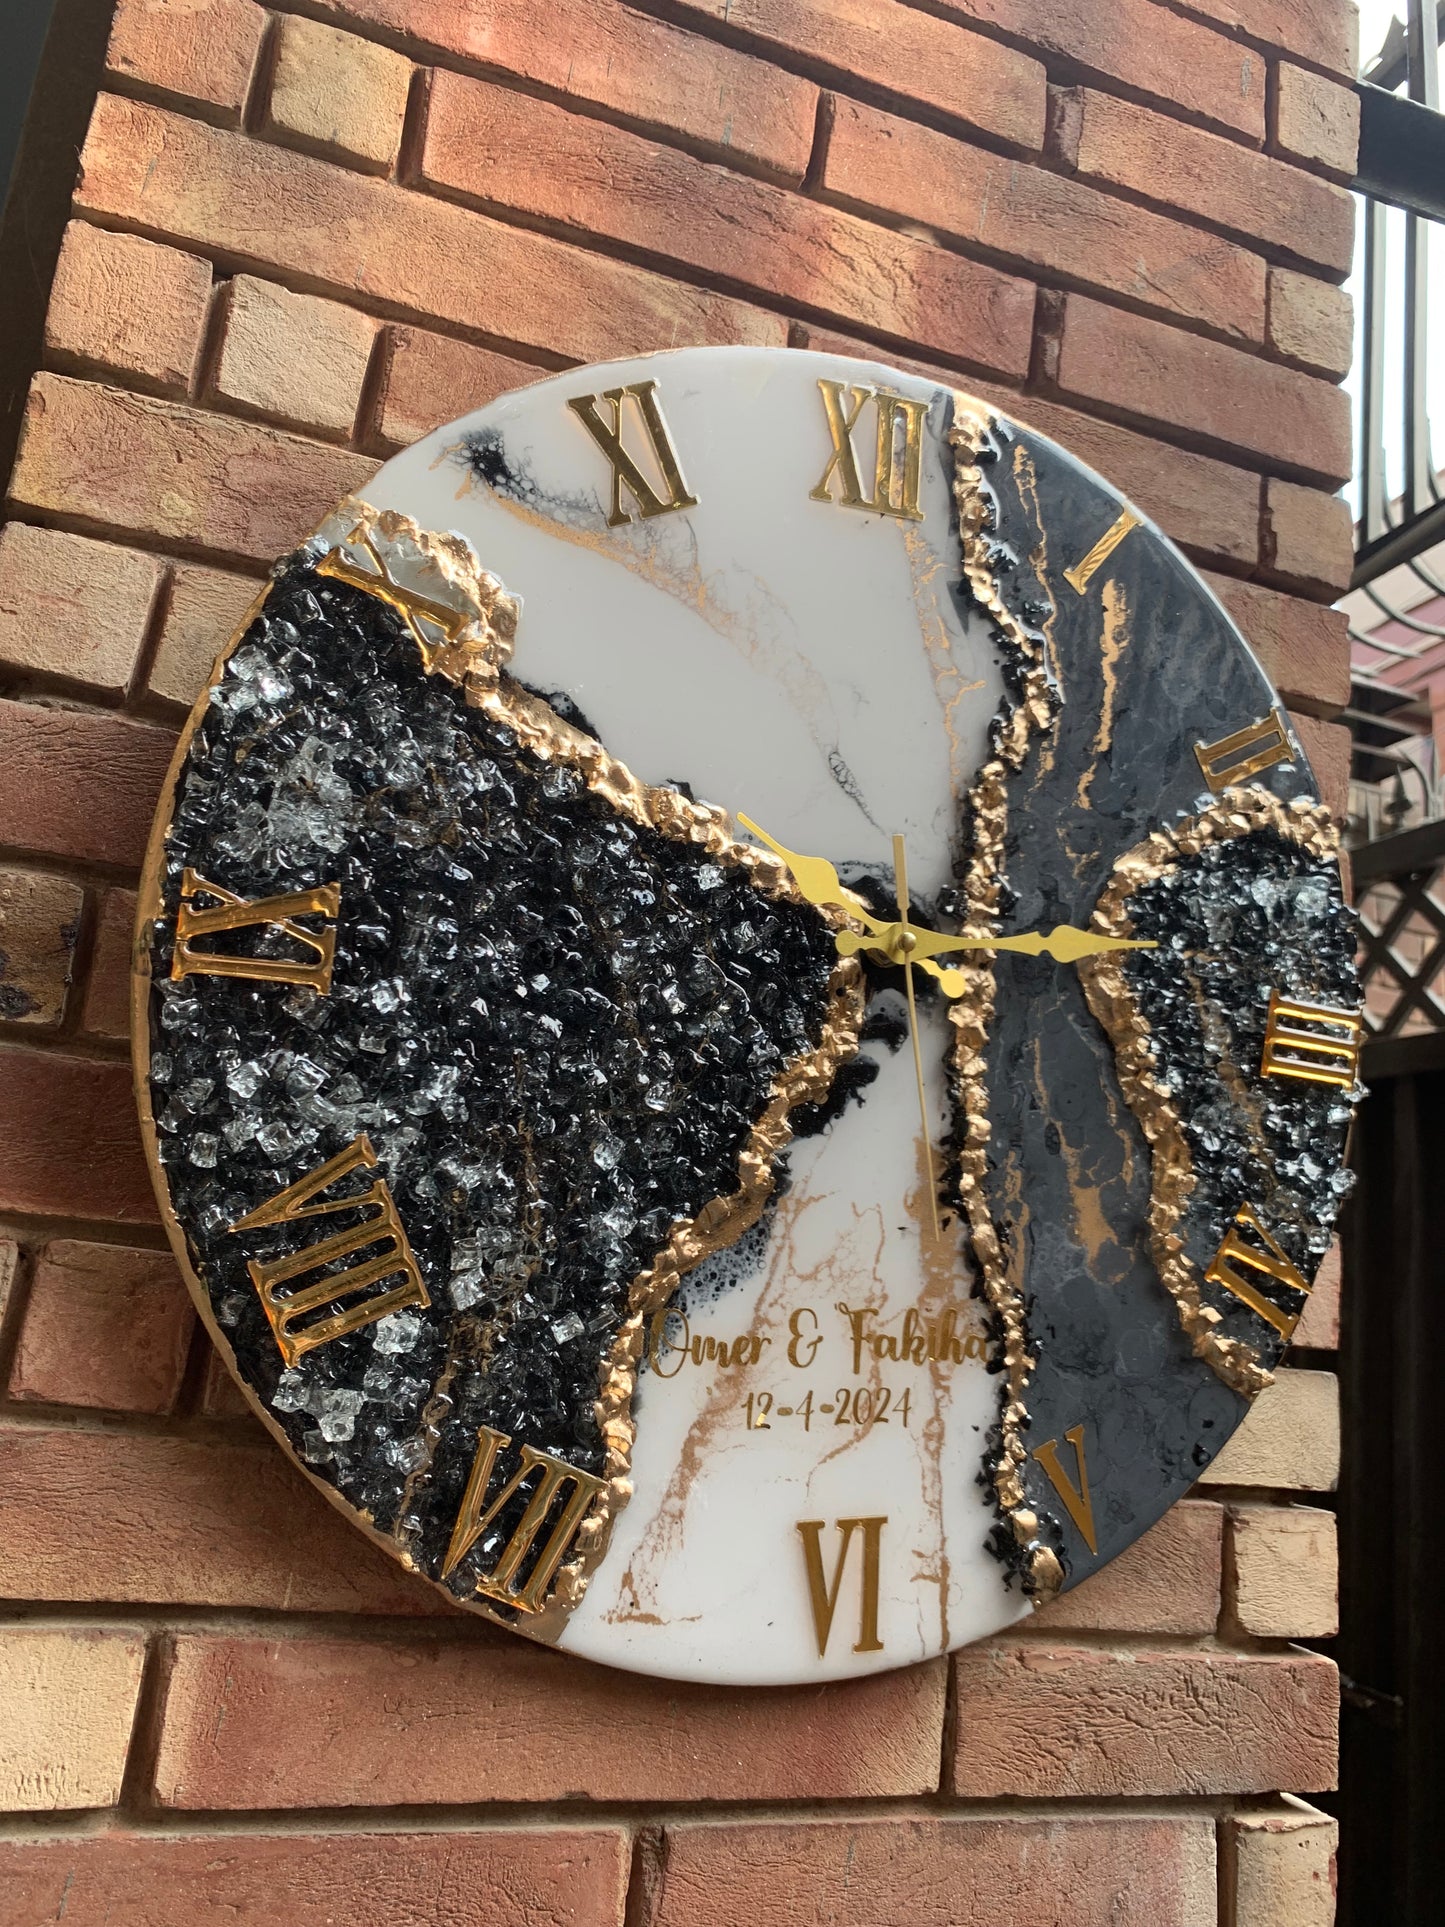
1260 989 1364 1089
567 379 699 527
443 1425 606 1613
796 1516 886 1658
228 1135 429 1367
1204 1204 1310 1338
172 868 340 993
809 380 926 522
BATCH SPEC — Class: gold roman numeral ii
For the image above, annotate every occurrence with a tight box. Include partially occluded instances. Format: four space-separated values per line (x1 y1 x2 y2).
809 380 926 522
566 379 699 527
172 868 341 993
1260 989 1364 1089
1204 1204 1310 1338
1194 708 1295 791
443 1425 606 1613
228 1135 429 1367
1032 1424 1098 1555
796 1516 886 1658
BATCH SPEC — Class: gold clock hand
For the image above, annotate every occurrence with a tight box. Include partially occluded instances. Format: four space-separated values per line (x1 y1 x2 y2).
735 813 888 932
841 921 1157 967
891 833 941 1242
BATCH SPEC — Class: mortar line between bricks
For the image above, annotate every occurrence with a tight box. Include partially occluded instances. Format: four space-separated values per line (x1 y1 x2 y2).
0 1241 38 1397
1155 0 1360 88
114 1631 174 1819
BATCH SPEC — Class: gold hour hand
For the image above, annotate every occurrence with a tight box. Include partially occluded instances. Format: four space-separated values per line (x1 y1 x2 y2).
735 813 887 933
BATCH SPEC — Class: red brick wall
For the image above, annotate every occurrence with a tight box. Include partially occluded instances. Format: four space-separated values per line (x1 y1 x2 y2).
0 2 1353 1921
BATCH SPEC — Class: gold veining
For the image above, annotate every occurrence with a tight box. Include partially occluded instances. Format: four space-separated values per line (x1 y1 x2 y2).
1078 785 1339 1397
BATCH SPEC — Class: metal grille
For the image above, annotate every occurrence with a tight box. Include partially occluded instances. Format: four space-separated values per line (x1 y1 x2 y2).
1352 816 1445 1074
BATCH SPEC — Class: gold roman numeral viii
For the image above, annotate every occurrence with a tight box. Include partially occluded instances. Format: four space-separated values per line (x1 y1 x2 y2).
1260 988 1364 1089
1204 1204 1310 1338
809 380 927 522
228 1135 429 1367
1194 708 1295 791
443 1425 606 1613
1032 1424 1099 1555
172 868 341 993
567 379 699 527
796 1516 886 1659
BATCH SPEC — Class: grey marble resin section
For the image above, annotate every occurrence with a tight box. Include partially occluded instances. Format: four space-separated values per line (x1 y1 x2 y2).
966 411 1357 1590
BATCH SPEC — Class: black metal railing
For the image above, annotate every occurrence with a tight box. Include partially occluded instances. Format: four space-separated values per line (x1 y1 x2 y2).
1352 815 1445 1075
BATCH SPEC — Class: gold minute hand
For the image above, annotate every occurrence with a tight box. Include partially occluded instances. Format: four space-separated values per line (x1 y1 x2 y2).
838 921 1157 966
892 833 941 1242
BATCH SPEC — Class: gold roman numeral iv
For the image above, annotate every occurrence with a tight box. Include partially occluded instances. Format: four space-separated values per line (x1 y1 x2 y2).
809 380 927 522
1063 507 1140 593
796 1516 886 1658
172 868 340 993
1032 1424 1098 1555
1260 989 1364 1089
566 379 699 527
1204 1204 1310 1338
443 1425 606 1613
1194 708 1295 791
228 1135 429 1367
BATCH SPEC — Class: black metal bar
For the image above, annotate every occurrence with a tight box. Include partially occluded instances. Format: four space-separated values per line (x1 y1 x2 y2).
1360 195 1390 550
1349 815 1445 882
1355 85 1445 221
1352 494 1445 588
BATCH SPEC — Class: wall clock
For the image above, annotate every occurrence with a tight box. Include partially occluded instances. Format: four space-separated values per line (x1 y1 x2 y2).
132 346 1360 1683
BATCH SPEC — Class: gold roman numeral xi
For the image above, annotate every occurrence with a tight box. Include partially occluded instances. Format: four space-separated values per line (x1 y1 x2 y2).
228 1135 429 1367
567 379 699 527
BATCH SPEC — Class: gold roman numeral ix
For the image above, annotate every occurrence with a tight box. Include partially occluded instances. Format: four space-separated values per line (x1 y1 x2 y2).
566 379 699 527
228 1135 429 1367
443 1424 606 1613
1064 507 1140 594
809 380 926 522
172 868 340 993
1194 708 1295 791
1204 1204 1310 1338
1260 989 1364 1089
317 525 471 665
796 1516 886 1659
1032 1424 1098 1555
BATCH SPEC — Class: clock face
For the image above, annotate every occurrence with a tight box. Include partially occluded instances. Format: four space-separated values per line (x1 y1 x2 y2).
134 346 1360 1684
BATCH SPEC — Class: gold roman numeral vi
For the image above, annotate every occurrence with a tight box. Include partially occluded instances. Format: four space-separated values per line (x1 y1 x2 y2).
1204 1204 1310 1338
796 1516 886 1659
443 1425 606 1613
809 379 926 522
172 868 340 993
228 1135 429 1367
1032 1424 1098 1555
567 379 699 527
1260 989 1364 1089
1194 708 1295 791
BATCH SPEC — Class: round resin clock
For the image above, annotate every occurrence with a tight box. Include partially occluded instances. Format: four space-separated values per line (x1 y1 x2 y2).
133 346 1361 1683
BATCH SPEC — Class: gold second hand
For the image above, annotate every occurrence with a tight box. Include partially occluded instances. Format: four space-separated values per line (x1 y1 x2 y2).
892 833 941 1242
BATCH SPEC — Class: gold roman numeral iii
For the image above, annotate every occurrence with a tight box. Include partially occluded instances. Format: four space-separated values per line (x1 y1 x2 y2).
228 1135 429 1367
1032 1424 1098 1555
566 379 699 527
1260 989 1364 1089
809 380 926 522
796 1516 886 1659
1064 507 1140 594
443 1425 606 1613
172 868 341 993
1194 708 1295 791
317 525 472 668
1204 1204 1310 1338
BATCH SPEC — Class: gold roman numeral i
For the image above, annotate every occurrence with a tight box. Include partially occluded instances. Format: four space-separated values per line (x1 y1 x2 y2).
1260 989 1364 1089
1194 708 1295 791
1032 1424 1098 1555
809 380 926 522
228 1135 429 1367
797 1516 886 1659
172 868 340 993
443 1425 606 1613
1064 507 1140 594
567 379 699 527
1204 1204 1310 1338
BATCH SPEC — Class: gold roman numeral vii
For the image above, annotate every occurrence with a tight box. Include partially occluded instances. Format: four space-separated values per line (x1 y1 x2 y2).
1032 1424 1099 1555
809 380 927 522
797 1516 886 1659
443 1425 606 1613
228 1135 429 1367
1260 989 1364 1089
172 868 340 993
1194 709 1295 791
567 379 699 527
1204 1204 1310 1338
